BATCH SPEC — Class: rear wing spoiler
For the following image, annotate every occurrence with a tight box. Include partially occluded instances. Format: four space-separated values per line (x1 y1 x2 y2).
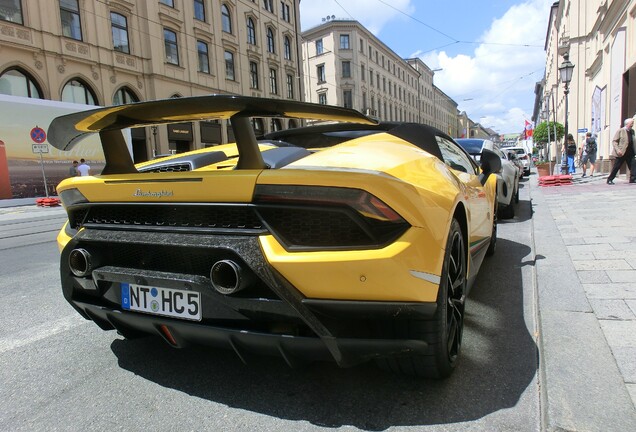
47 95 377 174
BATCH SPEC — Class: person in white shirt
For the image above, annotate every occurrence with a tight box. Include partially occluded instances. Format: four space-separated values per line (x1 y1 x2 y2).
77 159 91 176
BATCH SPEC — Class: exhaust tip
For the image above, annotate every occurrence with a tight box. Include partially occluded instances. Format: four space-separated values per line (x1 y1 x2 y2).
69 248 93 277
211 260 246 295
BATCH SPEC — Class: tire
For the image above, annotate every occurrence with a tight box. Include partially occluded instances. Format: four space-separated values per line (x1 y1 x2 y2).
499 202 514 219
375 218 466 378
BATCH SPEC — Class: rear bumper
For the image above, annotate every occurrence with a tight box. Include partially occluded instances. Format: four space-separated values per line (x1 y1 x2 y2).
72 300 431 367
61 229 436 367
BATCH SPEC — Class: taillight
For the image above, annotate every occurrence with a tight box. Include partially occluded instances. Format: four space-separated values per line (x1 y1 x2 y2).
254 185 409 250
59 188 89 208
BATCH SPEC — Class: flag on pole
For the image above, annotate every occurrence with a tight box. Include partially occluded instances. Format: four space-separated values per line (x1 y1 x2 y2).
524 120 534 139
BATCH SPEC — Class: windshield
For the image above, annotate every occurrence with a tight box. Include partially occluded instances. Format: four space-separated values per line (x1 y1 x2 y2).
455 139 484 155
507 148 526 155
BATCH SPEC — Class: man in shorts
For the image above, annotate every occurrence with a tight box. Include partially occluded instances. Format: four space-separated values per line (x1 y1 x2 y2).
580 132 597 177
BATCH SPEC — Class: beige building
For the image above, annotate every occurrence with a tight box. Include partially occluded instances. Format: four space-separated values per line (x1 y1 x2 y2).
0 0 303 162
536 0 636 170
406 57 457 135
301 19 459 134
433 85 459 137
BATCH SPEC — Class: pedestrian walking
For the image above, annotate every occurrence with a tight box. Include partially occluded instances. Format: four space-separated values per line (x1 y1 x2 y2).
77 158 91 176
68 160 79 177
580 132 597 177
606 118 635 184
561 133 577 174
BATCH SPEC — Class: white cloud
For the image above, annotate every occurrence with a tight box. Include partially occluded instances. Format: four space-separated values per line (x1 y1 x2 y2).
300 0 414 34
417 0 552 133
300 0 552 134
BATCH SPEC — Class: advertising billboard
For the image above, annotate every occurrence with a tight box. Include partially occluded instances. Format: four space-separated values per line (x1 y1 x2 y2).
0 94 120 198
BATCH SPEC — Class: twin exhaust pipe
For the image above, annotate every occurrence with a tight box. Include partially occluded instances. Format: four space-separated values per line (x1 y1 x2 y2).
69 248 251 296
210 259 251 295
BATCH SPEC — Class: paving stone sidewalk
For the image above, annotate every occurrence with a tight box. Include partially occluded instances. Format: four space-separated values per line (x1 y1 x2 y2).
531 169 636 431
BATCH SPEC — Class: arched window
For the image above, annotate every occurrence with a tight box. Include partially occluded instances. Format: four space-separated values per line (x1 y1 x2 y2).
266 28 275 53
247 18 256 45
288 119 298 129
113 86 139 105
0 68 43 98
221 4 232 33
61 78 97 105
271 118 282 131
283 36 292 60
251 118 264 135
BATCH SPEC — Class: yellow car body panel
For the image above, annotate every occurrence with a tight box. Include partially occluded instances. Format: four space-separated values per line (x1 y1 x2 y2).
56 221 73 253
55 132 496 303
259 227 442 303
56 169 261 203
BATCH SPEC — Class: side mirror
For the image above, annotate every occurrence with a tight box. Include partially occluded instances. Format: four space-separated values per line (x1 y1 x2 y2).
479 148 502 185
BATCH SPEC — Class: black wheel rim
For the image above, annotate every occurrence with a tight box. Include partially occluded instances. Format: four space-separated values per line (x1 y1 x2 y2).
446 230 466 363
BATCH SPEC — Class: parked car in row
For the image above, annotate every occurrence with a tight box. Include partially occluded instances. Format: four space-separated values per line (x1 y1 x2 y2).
506 151 525 180
48 95 501 379
456 138 520 219
505 146 531 176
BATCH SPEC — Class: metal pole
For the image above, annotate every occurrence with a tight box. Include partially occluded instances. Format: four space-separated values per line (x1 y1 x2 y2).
561 82 570 174
551 92 558 169
545 95 552 174
152 126 158 158
38 150 49 198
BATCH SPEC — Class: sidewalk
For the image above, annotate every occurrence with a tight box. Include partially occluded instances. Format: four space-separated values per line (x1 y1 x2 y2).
0 198 38 208
530 168 636 431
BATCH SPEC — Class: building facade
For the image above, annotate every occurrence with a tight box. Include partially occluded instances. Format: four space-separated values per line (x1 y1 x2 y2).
535 0 636 170
301 19 459 134
0 0 303 161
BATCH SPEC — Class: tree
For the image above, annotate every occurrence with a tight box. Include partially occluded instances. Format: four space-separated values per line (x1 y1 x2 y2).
533 121 564 145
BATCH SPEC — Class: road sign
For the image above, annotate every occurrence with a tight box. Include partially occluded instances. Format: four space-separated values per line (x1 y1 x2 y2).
32 143 49 153
30 126 47 143
577 128 588 133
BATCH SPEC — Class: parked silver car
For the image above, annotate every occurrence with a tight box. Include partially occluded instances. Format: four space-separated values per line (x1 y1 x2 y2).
505 146 531 176
456 139 520 219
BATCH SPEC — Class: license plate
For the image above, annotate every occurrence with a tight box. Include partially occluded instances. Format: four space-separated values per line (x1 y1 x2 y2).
121 283 201 321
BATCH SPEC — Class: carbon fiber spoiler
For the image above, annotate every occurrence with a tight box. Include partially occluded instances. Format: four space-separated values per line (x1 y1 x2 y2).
47 95 376 174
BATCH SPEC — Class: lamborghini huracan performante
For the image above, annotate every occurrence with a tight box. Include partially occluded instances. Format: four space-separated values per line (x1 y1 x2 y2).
48 95 501 378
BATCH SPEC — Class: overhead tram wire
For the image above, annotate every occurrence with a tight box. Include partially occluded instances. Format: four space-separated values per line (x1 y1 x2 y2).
374 0 543 49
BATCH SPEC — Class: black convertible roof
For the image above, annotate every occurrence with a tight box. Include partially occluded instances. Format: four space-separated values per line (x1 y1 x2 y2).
47 95 377 174
265 121 447 161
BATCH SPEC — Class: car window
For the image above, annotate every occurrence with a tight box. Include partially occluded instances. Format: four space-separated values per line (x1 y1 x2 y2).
455 139 483 155
437 137 478 175
509 148 526 155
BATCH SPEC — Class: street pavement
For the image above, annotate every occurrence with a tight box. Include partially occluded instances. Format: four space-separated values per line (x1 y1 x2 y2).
530 168 636 431
2 169 636 431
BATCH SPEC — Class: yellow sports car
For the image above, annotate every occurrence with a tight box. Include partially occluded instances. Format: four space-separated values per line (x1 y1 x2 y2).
49 95 500 378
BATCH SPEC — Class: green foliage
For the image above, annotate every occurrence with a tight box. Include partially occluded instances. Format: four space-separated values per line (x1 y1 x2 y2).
533 121 564 144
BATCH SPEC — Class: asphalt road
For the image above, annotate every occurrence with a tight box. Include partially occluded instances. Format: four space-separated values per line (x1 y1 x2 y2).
0 180 540 432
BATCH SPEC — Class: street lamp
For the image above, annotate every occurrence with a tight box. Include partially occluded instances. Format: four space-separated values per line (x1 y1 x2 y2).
151 125 158 158
558 52 574 174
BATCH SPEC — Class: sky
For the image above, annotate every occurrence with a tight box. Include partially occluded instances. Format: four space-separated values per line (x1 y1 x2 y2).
299 0 552 135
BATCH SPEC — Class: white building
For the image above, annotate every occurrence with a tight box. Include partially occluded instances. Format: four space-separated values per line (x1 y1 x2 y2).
301 19 459 135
